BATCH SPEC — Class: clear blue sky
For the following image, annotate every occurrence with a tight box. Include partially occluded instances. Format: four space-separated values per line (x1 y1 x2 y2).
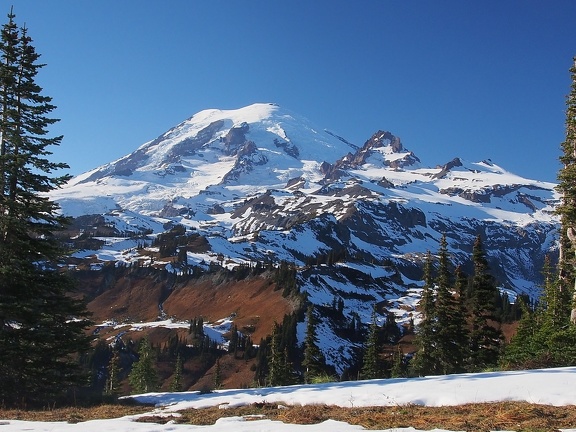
4 1 576 182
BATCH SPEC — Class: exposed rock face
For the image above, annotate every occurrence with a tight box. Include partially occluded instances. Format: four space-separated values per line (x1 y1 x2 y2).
322 131 421 181
222 122 249 155
433 157 463 179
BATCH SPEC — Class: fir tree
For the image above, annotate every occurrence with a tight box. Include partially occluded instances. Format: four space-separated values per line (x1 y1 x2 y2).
267 323 291 386
501 256 576 369
302 305 326 383
280 312 298 363
468 236 502 370
411 251 437 376
169 353 183 392
500 297 539 369
253 337 269 386
129 338 158 394
390 346 407 378
361 307 381 379
228 324 239 355
0 11 91 406
104 350 122 397
556 57 576 325
434 234 468 374
434 234 454 374
540 254 570 331
243 336 254 361
213 358 222 390
453 265 471 368
382 311 401 343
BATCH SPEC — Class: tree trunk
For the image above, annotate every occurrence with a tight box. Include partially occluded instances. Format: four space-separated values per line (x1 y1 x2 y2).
566 227 576 324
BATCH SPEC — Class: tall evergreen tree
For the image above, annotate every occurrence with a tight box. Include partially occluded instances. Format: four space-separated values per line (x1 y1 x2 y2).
213 358 222 390
500 297 539 369
390 346 407 378
129 338 158 394
501 255 576 369
104 350 122 397
169 353 183 392
267 323 291 386
302 305 326 383
411 251 437 376
0 11 91 406
228 324 239 355
468 235 502 370
434 234 468 374
556 57 576 324
453 265 471 368
361 306 381 379
434 234 455 374
540 254 570 331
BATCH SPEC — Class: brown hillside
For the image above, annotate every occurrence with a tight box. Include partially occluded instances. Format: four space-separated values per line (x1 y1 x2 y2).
162 277 293 342
75 268 294 343
73 268 296 390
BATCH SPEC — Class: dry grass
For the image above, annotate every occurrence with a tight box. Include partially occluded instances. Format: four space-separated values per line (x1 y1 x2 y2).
0 404 150 424
1 401 575 431
169 402 576 431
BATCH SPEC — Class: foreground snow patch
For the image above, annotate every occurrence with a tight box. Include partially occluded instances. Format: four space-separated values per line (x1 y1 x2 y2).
133 366 576 410
2 367 576 432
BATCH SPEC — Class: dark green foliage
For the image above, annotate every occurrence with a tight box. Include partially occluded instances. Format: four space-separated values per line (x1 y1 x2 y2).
302 305 327 383
243 336 254 361
267 323 293 386
104 349 122 396
253 337 269 386
0 10 91 406
411 236 477 376
502 255 576 370
452 265 471 367
382 311 402 344
390 347 408 378
253 312 300 386
556 57 576 321
540 254 571 330
502 296 576 369
468 235 502 370
228 324 239 355
305 248 347 266
128 338 158 393
411 251 437 376
434 235 468 374
275 260 299 297
213 358 222 389
361 307 382 379
189 316 205 339
152 224 189 258
169 353 183 392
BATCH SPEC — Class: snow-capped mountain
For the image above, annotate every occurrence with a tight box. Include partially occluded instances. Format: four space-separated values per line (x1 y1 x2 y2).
51 103 558 372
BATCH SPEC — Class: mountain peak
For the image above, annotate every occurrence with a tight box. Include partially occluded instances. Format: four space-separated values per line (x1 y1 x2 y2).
50 103 559 372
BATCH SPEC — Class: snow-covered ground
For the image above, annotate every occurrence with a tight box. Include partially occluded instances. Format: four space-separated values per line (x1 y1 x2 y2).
2 367 576 432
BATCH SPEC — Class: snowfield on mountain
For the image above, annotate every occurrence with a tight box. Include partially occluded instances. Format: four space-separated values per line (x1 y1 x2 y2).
50 103 560 372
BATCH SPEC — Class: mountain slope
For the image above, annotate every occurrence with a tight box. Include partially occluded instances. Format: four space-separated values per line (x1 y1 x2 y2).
51 103 559 373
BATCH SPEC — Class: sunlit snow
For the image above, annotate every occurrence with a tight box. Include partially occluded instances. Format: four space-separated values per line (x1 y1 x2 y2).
1 368 576 432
